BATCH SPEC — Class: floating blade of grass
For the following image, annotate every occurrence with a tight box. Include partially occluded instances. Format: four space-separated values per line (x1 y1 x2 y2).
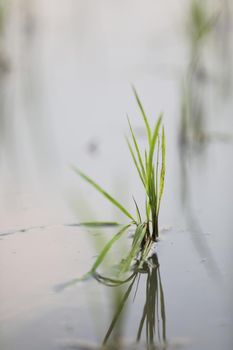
55 227 130 288
94 271 136 287
58 224 131 285
132 86 151 143
72 166 135 221
157 127 166 215
66 222 120 228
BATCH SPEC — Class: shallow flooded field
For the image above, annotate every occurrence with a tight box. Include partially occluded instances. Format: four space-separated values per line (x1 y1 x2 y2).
0 1 233 349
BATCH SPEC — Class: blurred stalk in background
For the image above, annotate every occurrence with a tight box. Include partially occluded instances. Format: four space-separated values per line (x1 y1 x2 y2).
0 0 12 174
179 0 232 146
0 0 57 190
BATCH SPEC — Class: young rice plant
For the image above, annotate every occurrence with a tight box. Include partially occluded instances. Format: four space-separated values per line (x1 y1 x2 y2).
73 88 166 280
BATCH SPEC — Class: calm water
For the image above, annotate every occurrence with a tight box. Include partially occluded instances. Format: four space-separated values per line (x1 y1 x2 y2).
0 1 233 349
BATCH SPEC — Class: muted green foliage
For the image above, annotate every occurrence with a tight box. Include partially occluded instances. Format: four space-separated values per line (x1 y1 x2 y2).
66 222 120 227
188 0 217 44
179 1 219 146
73 89 166 280
0 3 5 34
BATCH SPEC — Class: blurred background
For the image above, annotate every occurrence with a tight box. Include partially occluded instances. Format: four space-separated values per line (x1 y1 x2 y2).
0 1 233 349
0 0 232 226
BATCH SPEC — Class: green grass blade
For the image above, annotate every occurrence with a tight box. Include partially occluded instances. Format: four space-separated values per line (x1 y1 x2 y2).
155 136 160 212
145 198 150 222
157 127 166 215
89 224 131 274
132 86 151 143
94 271 137 287
151 165 157 205
133 197 142 224
132 223 145 247
72 166 135 221
140 239 154 267
127 116 146 179
144 149 149 191
54 225 131 291
148 166 157 235
126 138 145 187
68 222 120 227
120 224 147 274
147 115 162 183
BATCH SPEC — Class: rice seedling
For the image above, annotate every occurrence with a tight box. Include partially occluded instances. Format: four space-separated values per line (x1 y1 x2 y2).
72 88 165 280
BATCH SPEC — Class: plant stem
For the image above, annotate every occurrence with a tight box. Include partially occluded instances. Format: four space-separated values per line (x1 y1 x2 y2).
152 217 158 241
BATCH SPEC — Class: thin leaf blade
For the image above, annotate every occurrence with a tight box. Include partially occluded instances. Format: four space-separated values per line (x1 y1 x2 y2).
157 127 166 214
147 115 162 184
72 166 135 221
133 197 142 224
90 224 131 274
120 224 147 274
132 86 151 143
126 138 145 187
127 116 146 179
66 222 120 228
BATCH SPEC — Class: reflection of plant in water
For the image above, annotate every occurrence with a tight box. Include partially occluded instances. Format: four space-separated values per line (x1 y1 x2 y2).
215 0 233 96
0 1 10 74
0 1 11 168
0 1 5 57
178 146 221 280
70 89 165 282
178 3 224 282
180 0 218 145
95 254 167 350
